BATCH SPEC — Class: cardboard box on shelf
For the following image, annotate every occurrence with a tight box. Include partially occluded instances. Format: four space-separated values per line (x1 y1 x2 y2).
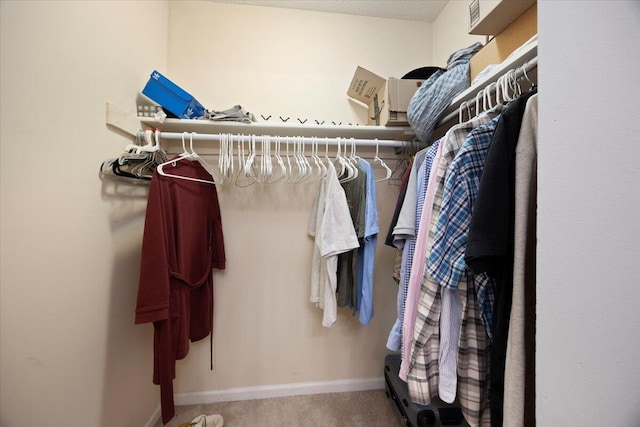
347 66 424 126
469 2 537 82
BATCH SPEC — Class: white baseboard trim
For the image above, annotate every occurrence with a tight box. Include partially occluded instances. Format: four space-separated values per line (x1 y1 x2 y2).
174 377 385 406
143 404 161 427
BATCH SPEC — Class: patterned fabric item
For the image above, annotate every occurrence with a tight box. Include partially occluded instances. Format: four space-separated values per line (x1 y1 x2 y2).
407 275 442 403
393 144 438 356
387 150 428 351
442 117 499 425
458 269 492 427
432 119 502 403
474 273 495 340
428 116 502 337
435 117 501 426
428 116 500 289
407 109 502 427
387 240 412 350
392 248 402 284
399 138 443 382
407 42 483 143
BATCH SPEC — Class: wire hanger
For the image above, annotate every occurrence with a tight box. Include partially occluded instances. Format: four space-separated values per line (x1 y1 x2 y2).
219 133 232 182
373 138 392 183
495 76 504 105
283 137 293 183
458 100 474 123
483 82 496 111
322 137 332 176
235 134 256 187
243 134 260 184
336 138 356 183
156 132 218 185
302 137 314 183
346 137 360 180
293 136 306 184
389 144 410 187
509 69 522 98
262 135 278 184
458 101 467 123
286 136 299 183
521 60 536 90
260 135 269 183
294 136 308 184
502 71 517 103
188 131 219 181
124 128 150 154
103 127 169 184
474 90 484 117
132 128 162 154
270 135 288 183
308 137 325 183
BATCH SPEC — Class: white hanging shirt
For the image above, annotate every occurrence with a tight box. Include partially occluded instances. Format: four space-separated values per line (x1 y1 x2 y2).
309 162 359 327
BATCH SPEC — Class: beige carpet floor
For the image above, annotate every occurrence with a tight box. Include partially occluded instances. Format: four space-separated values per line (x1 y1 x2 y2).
155 389 404 427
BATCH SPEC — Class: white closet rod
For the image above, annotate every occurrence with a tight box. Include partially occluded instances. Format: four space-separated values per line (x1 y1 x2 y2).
146 131 414 148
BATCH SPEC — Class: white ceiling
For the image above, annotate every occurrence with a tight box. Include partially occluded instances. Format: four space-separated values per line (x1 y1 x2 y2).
208 1 450 23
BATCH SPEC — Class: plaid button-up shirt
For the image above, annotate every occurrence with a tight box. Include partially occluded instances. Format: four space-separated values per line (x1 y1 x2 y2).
407 110 503 427
396 143 439 356
429 116 502 338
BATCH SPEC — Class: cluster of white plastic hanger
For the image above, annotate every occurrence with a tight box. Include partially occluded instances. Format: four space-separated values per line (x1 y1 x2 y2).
458 59 536 123
156 132 394 186
100 128 168 183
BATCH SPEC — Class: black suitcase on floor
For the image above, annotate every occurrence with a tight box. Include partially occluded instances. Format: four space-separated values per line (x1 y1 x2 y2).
384 353 470 427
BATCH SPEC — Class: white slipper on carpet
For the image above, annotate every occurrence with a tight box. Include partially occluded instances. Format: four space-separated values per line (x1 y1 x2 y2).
178 413 224 427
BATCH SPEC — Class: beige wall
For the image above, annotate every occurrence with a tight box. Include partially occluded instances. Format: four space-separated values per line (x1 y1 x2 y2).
0 1 477 424
167 1 433 125
0 1 168 426
432 0 485 67
164 1 432 394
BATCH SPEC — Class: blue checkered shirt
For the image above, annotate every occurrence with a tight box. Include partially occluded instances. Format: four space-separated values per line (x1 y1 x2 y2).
428 116 501 337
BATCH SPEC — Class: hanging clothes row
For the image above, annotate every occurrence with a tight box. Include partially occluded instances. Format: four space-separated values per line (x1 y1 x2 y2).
308 147 380 328
112 127 419 423
384 58 538 427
